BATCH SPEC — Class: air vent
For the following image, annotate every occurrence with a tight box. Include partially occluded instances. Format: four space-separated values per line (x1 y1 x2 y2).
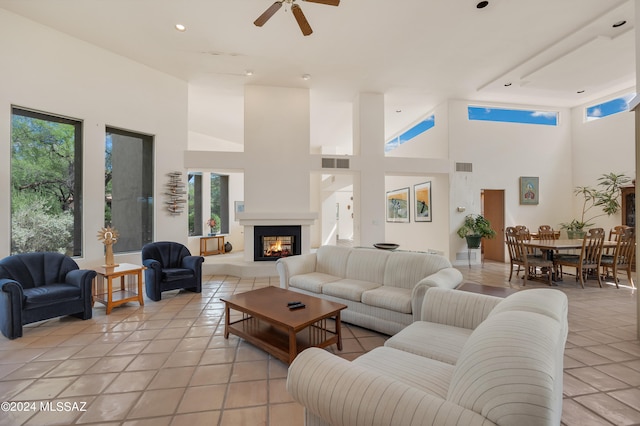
456 162 473 172
336 158 350 169
321 158 336 168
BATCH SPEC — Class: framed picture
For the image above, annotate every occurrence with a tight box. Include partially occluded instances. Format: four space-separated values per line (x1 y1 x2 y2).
414 181 432 222
520 177 539 205
234 201 245 221
386 188 410 223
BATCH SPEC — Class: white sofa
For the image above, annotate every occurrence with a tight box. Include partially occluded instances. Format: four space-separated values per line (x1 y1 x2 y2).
287 287 568 426
276 245 463 335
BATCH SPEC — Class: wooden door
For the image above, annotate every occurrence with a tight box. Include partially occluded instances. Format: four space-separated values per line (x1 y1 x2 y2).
483 189 505 262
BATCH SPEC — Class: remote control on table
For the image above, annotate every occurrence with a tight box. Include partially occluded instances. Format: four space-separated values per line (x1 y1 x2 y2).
288 303 306 310
287 301 301 306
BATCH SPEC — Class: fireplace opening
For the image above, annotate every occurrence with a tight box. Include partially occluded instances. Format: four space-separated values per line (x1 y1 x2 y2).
254 226 301 261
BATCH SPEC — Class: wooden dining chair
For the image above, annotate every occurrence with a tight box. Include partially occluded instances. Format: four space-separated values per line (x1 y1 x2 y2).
600 227 635 289
505 227 525 281
537 226 560 276
555 228 605 288
602 225 631 259
506 228 553 286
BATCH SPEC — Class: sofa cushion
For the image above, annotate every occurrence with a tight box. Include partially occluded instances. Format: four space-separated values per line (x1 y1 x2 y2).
290 272 340 293
361 286 411 314
23 283 81 307
354 347 454 399
344 248 390 285
316 245 352 277
383 251 453 289
384 321 473 364
322 279 380 302
448 310 562 425
162 268 194 282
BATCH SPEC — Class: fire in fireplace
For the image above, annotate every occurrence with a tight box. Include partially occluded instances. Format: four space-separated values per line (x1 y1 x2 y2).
254 225 301 261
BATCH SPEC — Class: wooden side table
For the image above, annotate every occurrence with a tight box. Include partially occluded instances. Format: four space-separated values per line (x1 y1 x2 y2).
93 263 145 314
200 235 225 256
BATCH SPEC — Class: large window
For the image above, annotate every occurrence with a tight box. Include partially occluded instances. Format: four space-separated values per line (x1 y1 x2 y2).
468 106 558 126
188 173 203 236
105 128 153 252
10 107 83 256
188 172 229 236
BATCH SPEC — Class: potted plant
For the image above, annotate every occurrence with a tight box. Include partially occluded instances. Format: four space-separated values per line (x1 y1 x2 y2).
560 172 631 238
456 214 497 249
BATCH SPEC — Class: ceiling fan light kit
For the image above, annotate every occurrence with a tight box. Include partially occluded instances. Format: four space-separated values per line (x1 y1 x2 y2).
254 0 340 36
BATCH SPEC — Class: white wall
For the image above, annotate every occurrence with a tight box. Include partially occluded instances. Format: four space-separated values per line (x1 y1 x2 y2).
447 100 574 263
0 9 188 267
387 102 449 159
384 174 449 254
570 88 636 232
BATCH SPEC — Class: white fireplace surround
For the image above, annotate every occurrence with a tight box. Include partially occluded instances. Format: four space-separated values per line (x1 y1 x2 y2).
238 212 318 262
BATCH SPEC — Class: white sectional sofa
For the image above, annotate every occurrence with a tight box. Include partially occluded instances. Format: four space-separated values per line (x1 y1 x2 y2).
287 287 568 426
275 245 463 335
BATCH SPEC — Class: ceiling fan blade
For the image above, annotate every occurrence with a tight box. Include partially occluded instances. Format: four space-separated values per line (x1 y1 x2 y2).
291 4 313 36
302 0 340 6
254 1 283 27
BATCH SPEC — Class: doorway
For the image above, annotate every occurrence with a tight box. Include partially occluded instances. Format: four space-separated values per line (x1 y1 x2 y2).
482 189 505 262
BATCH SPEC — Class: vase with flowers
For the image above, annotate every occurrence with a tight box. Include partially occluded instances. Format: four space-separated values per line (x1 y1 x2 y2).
206 217 219 236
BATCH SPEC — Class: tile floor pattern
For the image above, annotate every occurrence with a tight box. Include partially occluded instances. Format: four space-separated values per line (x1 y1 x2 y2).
0 262 635 425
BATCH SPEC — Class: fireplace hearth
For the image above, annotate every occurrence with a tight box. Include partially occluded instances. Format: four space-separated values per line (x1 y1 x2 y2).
254 225 301 261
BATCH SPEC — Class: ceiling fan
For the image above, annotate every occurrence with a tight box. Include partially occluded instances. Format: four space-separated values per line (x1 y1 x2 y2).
254 0 340 36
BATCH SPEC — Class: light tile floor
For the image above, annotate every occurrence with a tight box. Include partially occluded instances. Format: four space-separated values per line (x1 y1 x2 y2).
0 262 637 425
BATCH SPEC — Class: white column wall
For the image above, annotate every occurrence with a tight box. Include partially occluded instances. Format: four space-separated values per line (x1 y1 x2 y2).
243 86 311 213
0 9 188 266
353 93 386 247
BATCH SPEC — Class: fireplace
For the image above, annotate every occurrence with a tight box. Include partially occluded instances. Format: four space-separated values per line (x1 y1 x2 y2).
254 225 301 261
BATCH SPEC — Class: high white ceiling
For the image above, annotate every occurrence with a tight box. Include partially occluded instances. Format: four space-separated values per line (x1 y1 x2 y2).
0 0 635 152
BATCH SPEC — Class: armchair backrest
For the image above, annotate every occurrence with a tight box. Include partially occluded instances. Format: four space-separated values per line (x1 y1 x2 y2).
0 252 79 289
141 242 191 268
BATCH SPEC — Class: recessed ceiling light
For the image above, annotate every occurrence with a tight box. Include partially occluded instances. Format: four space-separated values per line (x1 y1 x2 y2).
175 24 186 32
613 20 626 28
504 82 512 87
577 90 585 94
302 74 311 81
245 70 253 76
476 1 489 9
396 109 402 113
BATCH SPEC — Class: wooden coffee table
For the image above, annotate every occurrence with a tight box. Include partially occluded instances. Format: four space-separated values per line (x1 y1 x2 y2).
221 287 347 364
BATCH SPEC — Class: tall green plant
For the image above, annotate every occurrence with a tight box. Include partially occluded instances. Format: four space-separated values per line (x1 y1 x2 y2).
561 172 631 231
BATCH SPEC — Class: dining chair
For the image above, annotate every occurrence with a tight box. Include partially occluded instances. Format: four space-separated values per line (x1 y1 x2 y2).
506 228 553 286
600 227 635 289
555 228 605 288
505 227 525 281
537 226 560 277
602 225 632 259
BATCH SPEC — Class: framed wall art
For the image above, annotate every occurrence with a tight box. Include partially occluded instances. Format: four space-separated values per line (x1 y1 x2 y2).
386 188 410 223
519 177 539 205
234 201 245 221
414 181 432 222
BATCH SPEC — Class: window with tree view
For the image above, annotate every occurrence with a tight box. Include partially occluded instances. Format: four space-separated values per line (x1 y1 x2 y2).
10 107 83 256
105 128 153 253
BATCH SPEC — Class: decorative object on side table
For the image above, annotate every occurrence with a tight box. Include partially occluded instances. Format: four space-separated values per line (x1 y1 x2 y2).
456 214 496 249
166 171 186 215
97 226 120 267
374 243 399 251
560 172 630 239
206 217 220 236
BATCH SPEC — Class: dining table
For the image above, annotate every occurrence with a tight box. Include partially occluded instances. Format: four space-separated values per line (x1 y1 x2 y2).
521 238 617 283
